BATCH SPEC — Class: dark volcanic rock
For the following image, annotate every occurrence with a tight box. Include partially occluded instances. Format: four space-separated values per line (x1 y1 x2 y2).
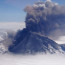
60 44 65 51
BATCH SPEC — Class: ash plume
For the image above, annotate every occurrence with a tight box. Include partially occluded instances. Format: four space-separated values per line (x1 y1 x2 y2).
8 1 65 54
24 1 65 36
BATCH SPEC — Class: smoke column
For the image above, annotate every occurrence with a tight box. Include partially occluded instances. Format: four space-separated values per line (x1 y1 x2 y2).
24 0 65 37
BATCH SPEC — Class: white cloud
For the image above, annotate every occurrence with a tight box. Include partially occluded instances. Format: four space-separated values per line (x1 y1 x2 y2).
0 54 65 65
46 0 51 2
55 36 65 44
0 22 25 31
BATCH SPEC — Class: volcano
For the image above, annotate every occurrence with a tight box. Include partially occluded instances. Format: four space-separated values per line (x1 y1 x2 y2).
9 28 63 54
8 1 65 54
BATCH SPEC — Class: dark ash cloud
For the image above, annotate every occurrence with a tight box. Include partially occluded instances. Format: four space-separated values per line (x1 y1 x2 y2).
24 1 65 36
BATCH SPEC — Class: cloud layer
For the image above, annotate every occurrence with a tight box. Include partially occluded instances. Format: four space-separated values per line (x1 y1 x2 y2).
0 22 25 31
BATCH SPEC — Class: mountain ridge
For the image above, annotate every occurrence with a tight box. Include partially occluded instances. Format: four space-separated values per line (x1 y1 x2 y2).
8 29 64 54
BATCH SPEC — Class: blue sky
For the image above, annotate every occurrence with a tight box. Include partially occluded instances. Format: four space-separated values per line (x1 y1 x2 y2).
0 0 65 22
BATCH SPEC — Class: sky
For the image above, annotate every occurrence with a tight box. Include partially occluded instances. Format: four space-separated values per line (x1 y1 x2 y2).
0 0 65 22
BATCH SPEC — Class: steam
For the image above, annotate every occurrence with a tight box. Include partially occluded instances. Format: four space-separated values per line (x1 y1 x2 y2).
24 1 65 37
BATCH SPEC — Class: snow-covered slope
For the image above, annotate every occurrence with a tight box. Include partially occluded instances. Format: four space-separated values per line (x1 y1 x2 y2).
0 29 16 54
0 30 8 53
